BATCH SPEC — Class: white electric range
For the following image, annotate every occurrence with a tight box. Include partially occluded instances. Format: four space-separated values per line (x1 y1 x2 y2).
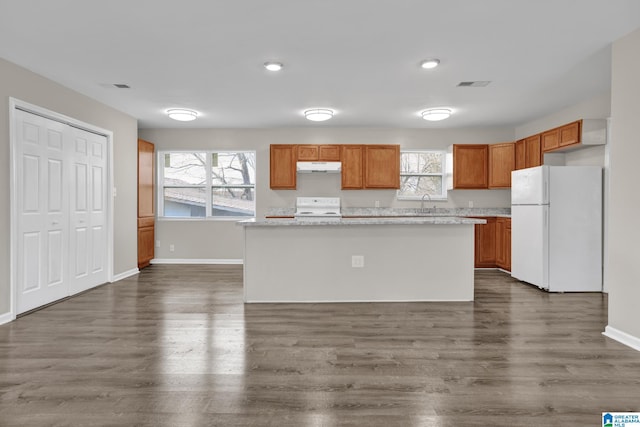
294 197 341 220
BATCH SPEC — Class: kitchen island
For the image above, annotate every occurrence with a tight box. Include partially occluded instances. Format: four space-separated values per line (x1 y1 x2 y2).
237 216 486 303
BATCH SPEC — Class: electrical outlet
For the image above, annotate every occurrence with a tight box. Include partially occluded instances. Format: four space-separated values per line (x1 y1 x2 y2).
169 244 175 252
352 255 365 268
156 240 161 248
468 200 474 208
375 200 380 208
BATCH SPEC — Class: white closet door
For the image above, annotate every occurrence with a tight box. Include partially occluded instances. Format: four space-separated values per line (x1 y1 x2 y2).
16 110 70 313
15 109 109 314
68 127 108 294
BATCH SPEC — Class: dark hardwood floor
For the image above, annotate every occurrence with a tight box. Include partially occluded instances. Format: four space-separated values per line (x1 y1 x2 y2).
1 266 638 426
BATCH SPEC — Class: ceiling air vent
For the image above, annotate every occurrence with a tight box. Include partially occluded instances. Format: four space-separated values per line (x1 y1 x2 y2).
113 84 131 89
457 81 491 87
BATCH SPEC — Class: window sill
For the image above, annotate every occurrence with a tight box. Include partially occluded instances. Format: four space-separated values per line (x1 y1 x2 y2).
157 216 255 222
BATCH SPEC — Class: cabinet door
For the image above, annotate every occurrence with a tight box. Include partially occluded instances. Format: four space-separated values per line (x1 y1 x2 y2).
505 218 511 272
489 143 515 188
453 145 488 189
297 145 319 161
495 218 507 269
270 145 297 189
341 145 364 189
138 217 154 269
515 140 526 170
138 139 155 269
541 129 559 152
319 145 341 161
525 134 542 168
559 121 581 148
474 218 496 268
364 145 400 189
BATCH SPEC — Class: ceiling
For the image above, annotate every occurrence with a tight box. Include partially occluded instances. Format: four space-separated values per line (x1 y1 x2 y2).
2 0 640 129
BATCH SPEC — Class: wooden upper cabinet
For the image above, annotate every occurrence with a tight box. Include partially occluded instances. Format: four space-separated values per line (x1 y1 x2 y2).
542 120 582 153
138 139 155 217
270 145 297 189
452 144 489 189
297 144 341 161
525 134 542 168
341 145 364 189
297 145 318 161
488 142 515 188
541 128 560 152
559 120 581 148
515 139 526 170
363 145 400 189
318 145 341 161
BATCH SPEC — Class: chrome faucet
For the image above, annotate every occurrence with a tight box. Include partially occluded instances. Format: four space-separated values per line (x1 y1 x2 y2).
421 193 431 213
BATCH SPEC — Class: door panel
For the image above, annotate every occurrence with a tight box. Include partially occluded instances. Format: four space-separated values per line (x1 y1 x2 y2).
16 110 69 313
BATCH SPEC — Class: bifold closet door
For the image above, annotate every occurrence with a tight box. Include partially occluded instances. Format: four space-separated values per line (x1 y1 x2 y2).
68 126 108 294
15 109 108 314
15 110 70 313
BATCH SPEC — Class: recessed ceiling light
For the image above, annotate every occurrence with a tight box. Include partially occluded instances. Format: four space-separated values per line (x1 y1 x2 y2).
304 109 334 122
421 108 452 121
166 109 198 122
420 59 440 69
264 62 283 71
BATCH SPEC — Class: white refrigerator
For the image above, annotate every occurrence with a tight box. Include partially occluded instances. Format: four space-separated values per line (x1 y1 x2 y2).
511 165 602 292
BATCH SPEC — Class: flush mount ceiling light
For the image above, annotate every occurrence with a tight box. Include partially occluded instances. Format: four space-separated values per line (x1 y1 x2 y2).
166 109 198 122
421 108 452 121
304 109 334 122
264 62 283 71
420 58 440 69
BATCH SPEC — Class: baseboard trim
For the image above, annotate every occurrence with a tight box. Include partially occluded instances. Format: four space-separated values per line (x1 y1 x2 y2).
0 312 15 325
110 268 139 282
603 325 640 352
151 258 243 265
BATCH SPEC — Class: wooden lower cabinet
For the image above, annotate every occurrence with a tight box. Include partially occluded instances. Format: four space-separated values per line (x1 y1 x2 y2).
496 217 511 271
474 217 496 268
473 217 511 271
138 217 155 269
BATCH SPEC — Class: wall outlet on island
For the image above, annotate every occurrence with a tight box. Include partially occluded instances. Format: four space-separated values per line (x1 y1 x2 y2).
374 200 380 208
352 255 365 268
468 200 474 208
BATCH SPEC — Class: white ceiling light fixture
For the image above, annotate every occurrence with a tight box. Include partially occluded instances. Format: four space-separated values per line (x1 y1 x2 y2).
264 62 283 71
166 108 198 122
421 108 452 121
420 59 440 69
304 109 334 122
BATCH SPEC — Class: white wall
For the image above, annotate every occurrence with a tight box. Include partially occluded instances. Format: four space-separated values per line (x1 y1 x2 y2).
139 127 514 260
606 27 640 344
0 58 138 316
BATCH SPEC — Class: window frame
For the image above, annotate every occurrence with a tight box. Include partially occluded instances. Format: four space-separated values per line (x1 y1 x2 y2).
158 149 257 220
397 149 448 201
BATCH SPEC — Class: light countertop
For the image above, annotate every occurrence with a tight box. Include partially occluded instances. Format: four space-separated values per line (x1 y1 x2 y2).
238 216 487 227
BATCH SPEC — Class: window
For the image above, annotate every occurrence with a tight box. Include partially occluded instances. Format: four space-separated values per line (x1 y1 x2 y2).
398 150 447 200
159 151 256 219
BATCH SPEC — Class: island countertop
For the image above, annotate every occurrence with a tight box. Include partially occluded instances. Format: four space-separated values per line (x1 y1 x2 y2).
238 216 487 227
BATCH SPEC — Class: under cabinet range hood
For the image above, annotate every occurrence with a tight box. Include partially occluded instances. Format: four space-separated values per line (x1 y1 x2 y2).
296 161 341 173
